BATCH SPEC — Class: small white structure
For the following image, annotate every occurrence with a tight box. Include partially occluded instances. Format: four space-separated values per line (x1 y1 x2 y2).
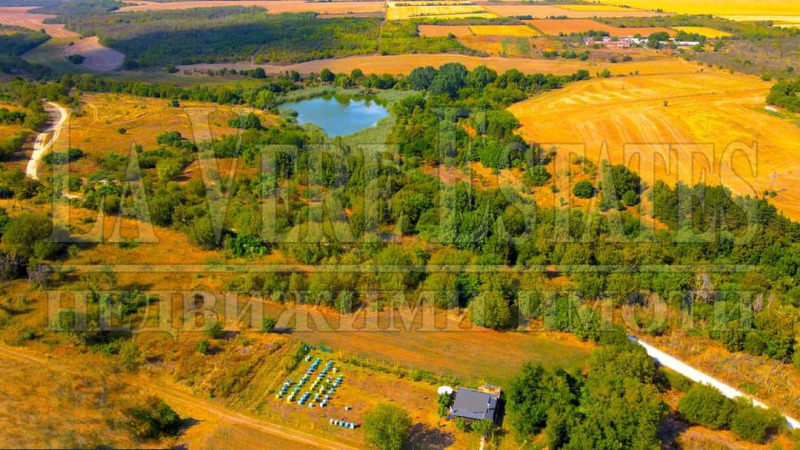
437 386 454 396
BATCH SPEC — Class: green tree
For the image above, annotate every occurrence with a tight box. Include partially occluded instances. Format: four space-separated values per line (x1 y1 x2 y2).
470 290 514 329
1 213 63 259
730 401 782 444
572 180 594 199
363 403 412 450
678 384 735 430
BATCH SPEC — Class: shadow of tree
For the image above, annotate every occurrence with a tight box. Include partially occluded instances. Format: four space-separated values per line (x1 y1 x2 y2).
407 422 455 450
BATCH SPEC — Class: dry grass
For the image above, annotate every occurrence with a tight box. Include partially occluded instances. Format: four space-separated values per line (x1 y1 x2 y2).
526 18 676 37
0 6 77 38
386 1 495 20
601 0 800 16
417 24 473 37
483 4 664 18
61 36 125 72
119 0 386 15
469 24 538 36
508 68 800 221
672 26 732 38
63 93 273 178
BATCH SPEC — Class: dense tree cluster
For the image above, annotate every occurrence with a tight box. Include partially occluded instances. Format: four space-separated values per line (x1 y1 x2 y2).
767 78 800 112
509 343 667 449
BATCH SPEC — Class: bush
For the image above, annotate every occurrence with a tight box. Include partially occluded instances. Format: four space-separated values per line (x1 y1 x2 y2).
470 291 514 329
122 396 183 440
524 165 551 187
261 317 277 333
363 403 412 450
573 180 595 199
206 321 224 339
678 384 735 430
197 339 210 354
437 393 453 417
730 402 782 443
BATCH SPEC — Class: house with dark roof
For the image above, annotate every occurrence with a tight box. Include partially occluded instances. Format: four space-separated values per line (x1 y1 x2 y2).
449 387 500 423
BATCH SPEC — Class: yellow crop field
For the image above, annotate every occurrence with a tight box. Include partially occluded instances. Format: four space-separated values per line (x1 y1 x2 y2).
469 25 539 36
719 14 800 23
386 1 496 20
600 0 800 16
557 4 635 11
672 26 732 38
508 70 800 221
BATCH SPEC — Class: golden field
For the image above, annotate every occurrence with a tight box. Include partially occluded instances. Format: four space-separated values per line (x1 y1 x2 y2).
417 24 473 37
600 0 800 16
482 4 664 18
0 6 77 38
526 18 675 37
386 1 495 20
178 53 701 76
469 24 539 36
508 69 800 221
672 26 732 38
557 4 637 12
119 0 386 15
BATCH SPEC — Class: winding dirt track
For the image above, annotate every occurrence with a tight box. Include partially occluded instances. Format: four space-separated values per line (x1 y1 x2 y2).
25 102 68 181
0 343 357 449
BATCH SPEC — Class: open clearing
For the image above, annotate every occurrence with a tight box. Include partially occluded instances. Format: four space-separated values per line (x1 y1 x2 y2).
600 0 800 16
508 69 800 221
672 26 732 38
386 1 495 20
178 53 701 76
482 4 665 18
119 0 386 15
418 24 473 37
61 36 125 71
469 25 538 36
526 18 675 37
0 6 77 38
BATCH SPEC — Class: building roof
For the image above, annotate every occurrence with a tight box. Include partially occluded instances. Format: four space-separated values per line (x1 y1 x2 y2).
450 388 499 421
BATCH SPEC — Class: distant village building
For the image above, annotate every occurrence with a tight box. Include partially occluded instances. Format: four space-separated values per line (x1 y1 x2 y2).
583 36 700 48
449 386 501 423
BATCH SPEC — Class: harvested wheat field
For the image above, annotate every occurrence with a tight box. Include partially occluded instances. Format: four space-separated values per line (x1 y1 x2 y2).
119 0 385 15
418 24 473 37
469 25 538 36
601 0 800 16
386 1 495 20
508 69 800 221
672 26 732 38
0 6 77 38
61 36 125 71
483 4 664 18
557 4 638 12
526 18 675 37
179 53 700 76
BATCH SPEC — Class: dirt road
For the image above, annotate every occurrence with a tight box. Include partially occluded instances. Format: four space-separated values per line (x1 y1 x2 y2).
0 343 356 449
25 102 68 180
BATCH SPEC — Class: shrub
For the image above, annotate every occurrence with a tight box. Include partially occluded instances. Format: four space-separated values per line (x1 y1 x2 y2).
197 339 210 354
573 180 595 199
730 402 782 443
470 291 514 329
261 317 277 333
678 384 735 430
437 393 453 417
363 403 412 450
206 321 224 339
524 165 551 187
122 396 183 440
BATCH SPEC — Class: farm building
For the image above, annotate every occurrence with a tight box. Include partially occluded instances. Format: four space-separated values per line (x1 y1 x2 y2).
449 387 501 423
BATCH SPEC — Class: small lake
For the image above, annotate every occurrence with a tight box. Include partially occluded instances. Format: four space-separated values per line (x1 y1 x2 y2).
278 94 389 137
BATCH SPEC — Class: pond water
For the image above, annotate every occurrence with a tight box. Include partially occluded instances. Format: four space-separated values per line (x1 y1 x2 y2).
278 94 389 137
